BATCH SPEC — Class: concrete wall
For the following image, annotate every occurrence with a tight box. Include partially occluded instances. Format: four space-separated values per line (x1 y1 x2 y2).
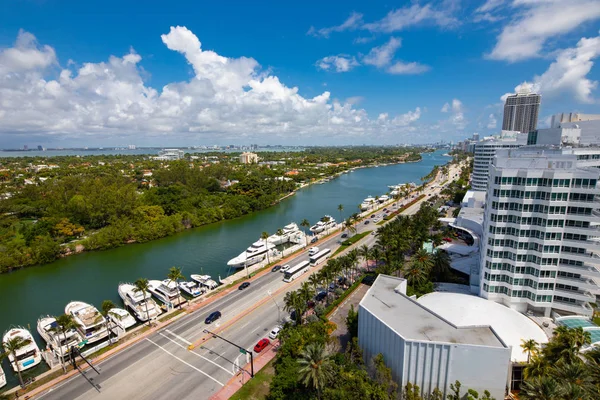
358 304 510 399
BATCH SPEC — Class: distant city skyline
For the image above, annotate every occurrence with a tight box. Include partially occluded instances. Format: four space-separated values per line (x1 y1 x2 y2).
0 1 599 147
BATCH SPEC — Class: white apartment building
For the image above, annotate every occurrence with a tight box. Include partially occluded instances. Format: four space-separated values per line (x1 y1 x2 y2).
154 149 185 161
480 147 600 317
472 132 527 191
239 152 258 164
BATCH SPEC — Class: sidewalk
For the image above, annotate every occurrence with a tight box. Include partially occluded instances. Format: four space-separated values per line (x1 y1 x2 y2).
209 341 279 400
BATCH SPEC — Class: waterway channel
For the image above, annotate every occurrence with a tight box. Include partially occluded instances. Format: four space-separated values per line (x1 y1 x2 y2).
0 150 450 386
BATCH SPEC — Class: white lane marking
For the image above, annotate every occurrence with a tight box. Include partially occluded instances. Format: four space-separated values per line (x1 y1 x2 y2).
164 329 192 345
146 338 225 386
159 332 233 376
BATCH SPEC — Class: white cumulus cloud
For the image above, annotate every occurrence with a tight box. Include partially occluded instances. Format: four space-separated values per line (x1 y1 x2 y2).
307 12 363 38
0 27 431 145
503 34 600 103
488 0 600 62
362 37 402 67
487 113 498 129
316 55 360 72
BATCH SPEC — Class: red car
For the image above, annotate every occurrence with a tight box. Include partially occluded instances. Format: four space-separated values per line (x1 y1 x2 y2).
254 338 270 353
443 237 452 242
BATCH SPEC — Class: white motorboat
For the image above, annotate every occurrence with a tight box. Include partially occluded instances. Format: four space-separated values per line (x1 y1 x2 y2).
360 197 376 211
0 363 5 389
267 223 302 245
107 308 136 331
37 316 82 360
65 301 109 345
148 280 184 307
3 327 42 372
117 284 162 322
390 189 400 196
227 240 276 268
378 194 390 203
310 215 336 234
179 281 204 297
191 274 218 290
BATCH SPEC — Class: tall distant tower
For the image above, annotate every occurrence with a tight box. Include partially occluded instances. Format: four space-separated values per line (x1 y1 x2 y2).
502 85 541 133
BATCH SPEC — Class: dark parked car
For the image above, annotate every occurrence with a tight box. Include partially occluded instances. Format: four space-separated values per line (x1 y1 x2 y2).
311 237 318 243
205 311 222 324
371 214 376 218
362 275 376 286
341 233 348 238
271 265 282 272
364 220 370 225
290 310 297 321
254 338 270 353
238 282 251 290
383 208 387 211
315 291 327 302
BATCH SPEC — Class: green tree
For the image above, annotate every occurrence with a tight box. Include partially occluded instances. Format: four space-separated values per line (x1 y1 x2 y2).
261 231 271 265
297 342 334 399
301 219 311 247
53 313 79 373
431 250 451 282
134 278 152 327
338 204 344 232
167 266 185 308
346 305 358 338
520 339 539 364
1 335 32 387
519 376 564 400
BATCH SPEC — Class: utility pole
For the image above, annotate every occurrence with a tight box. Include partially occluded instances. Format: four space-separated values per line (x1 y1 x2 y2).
267 290 281 324
203 329 254 377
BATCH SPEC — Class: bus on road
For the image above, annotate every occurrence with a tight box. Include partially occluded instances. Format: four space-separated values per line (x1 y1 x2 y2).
283 260 311 283
309 248 331 266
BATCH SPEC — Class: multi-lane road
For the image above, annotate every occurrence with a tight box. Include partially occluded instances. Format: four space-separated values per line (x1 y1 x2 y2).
36 162 462 400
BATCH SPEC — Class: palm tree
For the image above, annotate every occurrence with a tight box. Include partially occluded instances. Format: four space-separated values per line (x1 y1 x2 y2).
297 342 334 399
412 248 433 272
299 282 312 305
322 216 332 235
359 244 371 271
519 376 564 400
134 278 153 327
431 250 451 282
276 229 285 256
337 204 344 231
1 336 32 387
167 266 185 308
308 274 320 296
520 339 539 364
53 313 78 372
346 218 357 236
402 262 428 292
261 231 270 265
301 219 311 246
101 300 117 344
371 247 381 271
524 355 549 379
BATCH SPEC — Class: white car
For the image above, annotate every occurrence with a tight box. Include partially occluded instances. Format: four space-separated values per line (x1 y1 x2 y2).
280 264 290 273
308 247 319 256
269 326 282 339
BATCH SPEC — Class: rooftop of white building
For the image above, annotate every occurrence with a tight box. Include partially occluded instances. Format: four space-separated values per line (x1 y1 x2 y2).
360 275 506 349
417 292 549 363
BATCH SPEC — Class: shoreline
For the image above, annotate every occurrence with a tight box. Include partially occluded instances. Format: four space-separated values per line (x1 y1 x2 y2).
1 153 435 274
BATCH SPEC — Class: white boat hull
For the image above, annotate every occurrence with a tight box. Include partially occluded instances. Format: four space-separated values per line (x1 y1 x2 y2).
3 328 43 372
118 285 161 322
65 301 109 345
108 308 136 331
37 316 82 360
179 281 203 297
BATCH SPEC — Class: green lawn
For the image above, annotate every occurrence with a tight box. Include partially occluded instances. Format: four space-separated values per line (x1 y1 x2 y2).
333 230 372 256
230 358 276 400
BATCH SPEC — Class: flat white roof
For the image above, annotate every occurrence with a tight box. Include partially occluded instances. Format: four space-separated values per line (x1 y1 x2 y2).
360 276 506 348
417 292 549 362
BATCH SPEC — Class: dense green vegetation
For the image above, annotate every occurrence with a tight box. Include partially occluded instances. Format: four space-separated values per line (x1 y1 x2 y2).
0 147 424 272
519 327 600 399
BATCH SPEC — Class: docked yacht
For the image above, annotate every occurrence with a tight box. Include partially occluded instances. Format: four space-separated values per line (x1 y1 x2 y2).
179 281 204 297
117 284 161 322
37 316 82 359
378 194 390 203
267 223 302 245
360 197 376 211
148 280 184 307
107 308 136 331
0 364 5 389
310 216 336 234
3 327 42 372
191 274 219 290
227 240 276 268
65 301 109 345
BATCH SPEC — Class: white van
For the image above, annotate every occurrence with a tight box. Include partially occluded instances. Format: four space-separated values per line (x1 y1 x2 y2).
308 247 319 256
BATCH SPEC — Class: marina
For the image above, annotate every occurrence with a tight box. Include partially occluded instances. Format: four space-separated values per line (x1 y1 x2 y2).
0 150 450 387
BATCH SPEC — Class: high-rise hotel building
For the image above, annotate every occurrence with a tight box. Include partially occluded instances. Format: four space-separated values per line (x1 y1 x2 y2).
502 88 541 133
480 147 600 317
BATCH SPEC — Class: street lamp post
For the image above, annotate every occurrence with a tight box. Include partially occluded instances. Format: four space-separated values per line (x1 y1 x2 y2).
203 329 254 378
267 290 281 323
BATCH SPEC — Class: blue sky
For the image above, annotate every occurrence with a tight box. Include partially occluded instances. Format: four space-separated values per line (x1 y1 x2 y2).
0 0 599 147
